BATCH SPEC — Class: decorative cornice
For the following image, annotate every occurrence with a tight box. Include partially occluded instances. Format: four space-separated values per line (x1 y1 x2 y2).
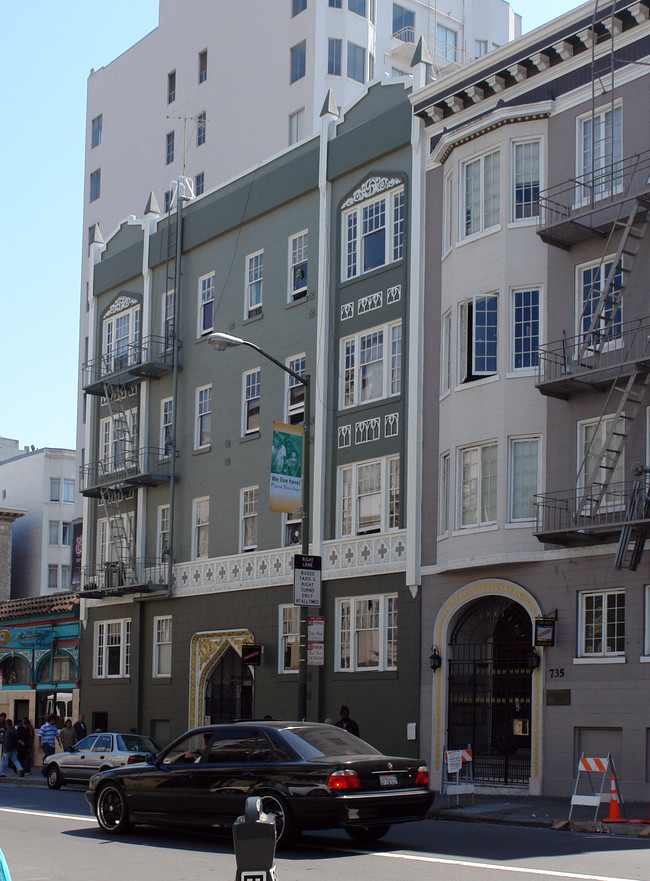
341 176 403 209
104 295 139 318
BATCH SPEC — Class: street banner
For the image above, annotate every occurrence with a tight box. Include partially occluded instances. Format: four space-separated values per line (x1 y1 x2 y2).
270 421 303 513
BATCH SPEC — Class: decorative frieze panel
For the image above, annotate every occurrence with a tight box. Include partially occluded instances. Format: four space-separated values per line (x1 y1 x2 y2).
174 530 408 595
105 295 138 317
355 418 381 445
387 285 401 304
385 413 399 437
341 176 402 209
338 425 351 448
341 302 354 321
358 292 382 314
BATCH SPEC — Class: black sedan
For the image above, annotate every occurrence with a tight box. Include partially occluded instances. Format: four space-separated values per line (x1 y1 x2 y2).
85 721 434 847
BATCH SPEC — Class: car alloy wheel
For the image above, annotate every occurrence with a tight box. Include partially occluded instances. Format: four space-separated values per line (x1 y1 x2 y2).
259 792 296 848
96 783 130 833
46 765 62 790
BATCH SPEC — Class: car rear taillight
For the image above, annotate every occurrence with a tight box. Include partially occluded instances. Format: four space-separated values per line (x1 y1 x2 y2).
327 769 362 790
415 766 429 786
127 754 145 765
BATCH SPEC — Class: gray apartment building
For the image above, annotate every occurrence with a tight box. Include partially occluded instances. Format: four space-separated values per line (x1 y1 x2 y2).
413 0 650 798
78 78 426 755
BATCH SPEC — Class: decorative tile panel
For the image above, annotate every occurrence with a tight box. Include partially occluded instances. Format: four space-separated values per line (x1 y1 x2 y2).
358 292 382 314
355 418 380 444
173 530 407 595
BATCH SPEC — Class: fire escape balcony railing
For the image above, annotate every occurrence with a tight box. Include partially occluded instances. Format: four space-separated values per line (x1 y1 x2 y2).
537 317 650 397
83 557 169 594
534 478 650 543
80 447 172 495
82 335 175 394
538 150 650 248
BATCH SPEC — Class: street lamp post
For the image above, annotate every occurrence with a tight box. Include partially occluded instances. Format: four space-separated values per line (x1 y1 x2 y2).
209 332 311 720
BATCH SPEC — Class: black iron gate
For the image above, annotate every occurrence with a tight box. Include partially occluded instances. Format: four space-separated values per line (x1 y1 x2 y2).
205 647 253 723
447 597 533 786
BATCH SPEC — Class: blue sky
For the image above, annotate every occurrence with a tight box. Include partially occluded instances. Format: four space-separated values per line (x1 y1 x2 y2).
0 0 581 452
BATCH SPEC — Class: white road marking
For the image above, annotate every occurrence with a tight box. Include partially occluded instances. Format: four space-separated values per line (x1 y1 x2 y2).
367 850 642 881
0 807 96 823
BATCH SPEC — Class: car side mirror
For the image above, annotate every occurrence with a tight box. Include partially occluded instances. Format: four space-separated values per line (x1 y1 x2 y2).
145 752 157 764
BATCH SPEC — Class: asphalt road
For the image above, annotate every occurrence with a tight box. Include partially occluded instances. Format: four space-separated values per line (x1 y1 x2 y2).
0 780 648 881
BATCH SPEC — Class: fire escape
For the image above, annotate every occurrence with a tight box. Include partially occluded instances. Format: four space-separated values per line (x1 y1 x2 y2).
534 2 650 569
80 195 182 595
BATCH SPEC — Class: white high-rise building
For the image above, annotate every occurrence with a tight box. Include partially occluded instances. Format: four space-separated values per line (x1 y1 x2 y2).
76 0 521 455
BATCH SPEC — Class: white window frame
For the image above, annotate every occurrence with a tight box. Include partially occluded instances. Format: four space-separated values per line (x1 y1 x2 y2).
241 486 259 552
163 289 175 350
577 414 625 511
99 409 138 473
160 397 173 458
192 497 209 560
457 441 498 529
94 619 131 678
458 294 498 383
510 287 541 374
50 478 60 501
198 49 208 84
289 108 304 145
439 451 450 537
153 615 172 678
198 272 215 336
576 102 623 205
512 139 541 222
290 40 306 83
342 182 404 280
461 149 500 240
347 41 365 83
195 385 212 450
475 39 488 58
335 593 397 672
63 479 75 503
288 231 308 301
242 368 261 435
48 565 58 590
166 131 174 165
245 250 263 319
340 320 402 408
443 171 453 253
158 504 170 561
62 522 72 547
286 354 306 425
328 37 342 76
578 589 625 658
91 114 102 148
90 168 101 202
49 521 59 546
507 436 540 523
102 302 141 375
197 111 206 146
279 604 300 673
440 310 452 395
576 256 623 352
338 455 400 537
436 24 457 61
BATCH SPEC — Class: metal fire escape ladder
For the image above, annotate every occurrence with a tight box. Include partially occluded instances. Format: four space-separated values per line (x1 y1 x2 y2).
614 475 650 570
102 382 139 476
99 486 137 586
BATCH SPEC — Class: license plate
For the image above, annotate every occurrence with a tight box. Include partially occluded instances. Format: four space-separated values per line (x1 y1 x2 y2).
379 773 398 786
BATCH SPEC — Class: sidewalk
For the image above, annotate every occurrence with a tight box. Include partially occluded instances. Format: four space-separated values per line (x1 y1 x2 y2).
430 792 650 837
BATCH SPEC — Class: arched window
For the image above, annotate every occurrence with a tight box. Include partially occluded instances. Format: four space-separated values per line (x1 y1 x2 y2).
0 655 31 684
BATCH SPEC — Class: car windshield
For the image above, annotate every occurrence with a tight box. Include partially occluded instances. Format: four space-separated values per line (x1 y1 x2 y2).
279 726 381 759
117 734 160 752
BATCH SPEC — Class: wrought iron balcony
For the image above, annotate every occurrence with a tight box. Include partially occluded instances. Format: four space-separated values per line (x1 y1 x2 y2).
80 447 172 496
83 558 169 596
534 479 650 545
82 335 176 395
537 317 650 399
538 150 650 249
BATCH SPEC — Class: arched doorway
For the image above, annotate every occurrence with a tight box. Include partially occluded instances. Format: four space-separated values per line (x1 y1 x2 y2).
447 596 533 786
205 646 253 723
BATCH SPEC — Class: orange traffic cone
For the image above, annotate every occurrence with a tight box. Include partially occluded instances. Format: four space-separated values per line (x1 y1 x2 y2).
605 774 625 822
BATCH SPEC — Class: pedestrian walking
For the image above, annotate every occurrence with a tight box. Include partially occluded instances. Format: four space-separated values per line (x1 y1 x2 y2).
38 715 59 764
0 721 27 777
58 719 76 752
72 714 87 741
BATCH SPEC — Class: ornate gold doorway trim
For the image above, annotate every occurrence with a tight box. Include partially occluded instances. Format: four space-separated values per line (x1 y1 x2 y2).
188 629 254 729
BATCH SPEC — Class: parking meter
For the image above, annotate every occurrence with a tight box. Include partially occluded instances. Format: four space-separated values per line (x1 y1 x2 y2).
233 796 277 881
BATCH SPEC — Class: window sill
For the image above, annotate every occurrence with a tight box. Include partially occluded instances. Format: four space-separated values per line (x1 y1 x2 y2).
640 656 650 663
452 523 499 537
240 432 260 443
339 260 403 288
573 656 626 665
454 374 500 391
505 369 537 379
507 217 539 229
243 312 263 326
504 520 535 529
193 446 211 455
456 226 501 248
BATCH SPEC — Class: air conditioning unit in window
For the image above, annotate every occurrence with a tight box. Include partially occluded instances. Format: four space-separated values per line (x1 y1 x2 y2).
285 522 302 546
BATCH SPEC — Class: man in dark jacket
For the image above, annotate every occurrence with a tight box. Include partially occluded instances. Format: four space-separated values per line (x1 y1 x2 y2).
72 714 87 741
0 721 27 777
